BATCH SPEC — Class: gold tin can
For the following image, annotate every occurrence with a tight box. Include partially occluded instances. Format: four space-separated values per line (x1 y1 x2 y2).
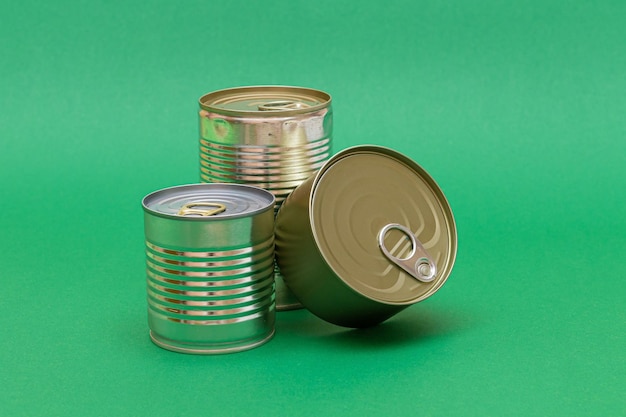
275 145 457 328
198 86 333 311
142 183 276 354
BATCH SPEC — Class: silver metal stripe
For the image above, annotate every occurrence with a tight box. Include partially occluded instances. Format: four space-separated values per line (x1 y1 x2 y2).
146 237 274 259
199 146 330 163
149 305 274 325
146 256 274 278
198 170 309 190
197 168 317 184
199 150 329 170
146 245 274 269
148 285 274 308
147 276 274 298
146 265 274 286
199 157 325 178
199 149 330 169
147 295 274 318
201 171 314 186
199 137 331 155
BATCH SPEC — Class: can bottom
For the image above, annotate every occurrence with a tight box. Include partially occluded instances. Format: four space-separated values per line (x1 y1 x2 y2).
149 329 275 355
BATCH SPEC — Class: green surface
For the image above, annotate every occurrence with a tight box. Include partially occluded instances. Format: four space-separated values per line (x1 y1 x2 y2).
1 1 624 416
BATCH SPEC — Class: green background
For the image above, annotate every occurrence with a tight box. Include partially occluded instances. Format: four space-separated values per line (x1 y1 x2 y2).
1 0 624 415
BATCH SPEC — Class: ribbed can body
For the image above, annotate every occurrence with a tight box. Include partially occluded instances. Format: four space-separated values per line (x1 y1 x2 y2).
198 86 333 311
199 119 332 209
199 88 332 209
142 184 276 354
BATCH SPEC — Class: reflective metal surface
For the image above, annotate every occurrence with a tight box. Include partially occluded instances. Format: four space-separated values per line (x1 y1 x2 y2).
142 183 276 354
377 223 438 283
275 146 457 328
199 86 333 311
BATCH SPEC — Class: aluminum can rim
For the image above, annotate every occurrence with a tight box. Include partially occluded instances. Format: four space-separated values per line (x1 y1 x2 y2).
307 144 458 305
199 85 332 117
142 183 275 221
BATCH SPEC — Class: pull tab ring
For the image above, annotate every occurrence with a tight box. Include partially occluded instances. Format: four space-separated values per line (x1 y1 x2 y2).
257 100 310 111
378 223 437 283
178 202 226 217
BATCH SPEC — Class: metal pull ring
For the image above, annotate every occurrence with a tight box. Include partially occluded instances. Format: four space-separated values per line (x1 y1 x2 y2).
378 223 437 283
177 202 226 217
258 100 310 111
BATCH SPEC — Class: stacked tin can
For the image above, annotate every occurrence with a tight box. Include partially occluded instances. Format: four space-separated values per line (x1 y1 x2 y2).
197 86 333 311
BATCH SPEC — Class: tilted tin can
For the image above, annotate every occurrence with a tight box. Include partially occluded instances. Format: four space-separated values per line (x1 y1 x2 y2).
275 145 457 328
142 183 276 354
198 85 333 311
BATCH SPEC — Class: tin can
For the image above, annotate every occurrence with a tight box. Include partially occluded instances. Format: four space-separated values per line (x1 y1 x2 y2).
275 145 457 328
198 85 333 311
142 183 276 354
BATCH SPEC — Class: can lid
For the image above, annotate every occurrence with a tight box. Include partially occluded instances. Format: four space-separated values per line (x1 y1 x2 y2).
310 146 457 305
142 183 275 220
199 86 331 117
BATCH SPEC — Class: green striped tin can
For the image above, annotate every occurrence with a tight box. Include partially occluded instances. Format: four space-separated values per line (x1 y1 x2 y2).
142 183 276 354
198 85 333 311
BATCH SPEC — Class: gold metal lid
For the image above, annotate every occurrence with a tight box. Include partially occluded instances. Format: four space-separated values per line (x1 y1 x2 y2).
310 146 457 305
199 86 331 117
